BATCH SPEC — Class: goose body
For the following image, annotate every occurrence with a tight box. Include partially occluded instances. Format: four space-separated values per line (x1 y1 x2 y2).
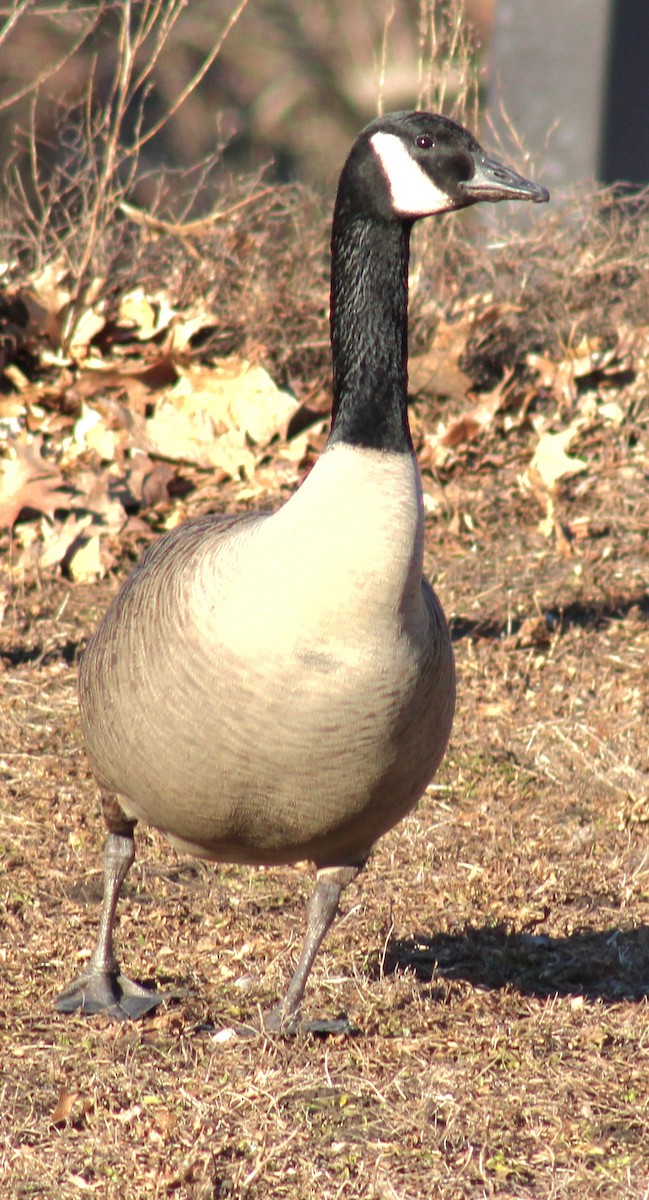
57 111 548 1027
82 447 452 867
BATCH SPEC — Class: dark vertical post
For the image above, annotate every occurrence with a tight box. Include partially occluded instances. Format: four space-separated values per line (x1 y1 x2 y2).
598 0 649 184
487 0 649 188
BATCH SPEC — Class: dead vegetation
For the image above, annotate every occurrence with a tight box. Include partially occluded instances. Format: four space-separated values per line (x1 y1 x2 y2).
1 3 649 1198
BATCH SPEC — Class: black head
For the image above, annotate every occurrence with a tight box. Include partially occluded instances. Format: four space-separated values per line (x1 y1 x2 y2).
336 110 549 222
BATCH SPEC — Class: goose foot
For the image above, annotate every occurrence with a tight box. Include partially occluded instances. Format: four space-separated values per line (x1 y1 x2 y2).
263 1005 356 1038
302 1015 358 1037
263 1002 300 1036
262 863 365 1036
56 829 161 1020
54 969 163 1019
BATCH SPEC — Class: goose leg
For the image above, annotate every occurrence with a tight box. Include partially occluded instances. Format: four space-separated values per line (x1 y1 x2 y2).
55 826 162 1019
265 862 364 1034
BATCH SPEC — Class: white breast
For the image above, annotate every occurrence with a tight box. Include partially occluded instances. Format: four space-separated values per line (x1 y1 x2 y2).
209 444 428 658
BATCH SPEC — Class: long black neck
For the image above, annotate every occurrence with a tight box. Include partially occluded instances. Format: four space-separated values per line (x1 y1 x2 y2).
328 208 414 453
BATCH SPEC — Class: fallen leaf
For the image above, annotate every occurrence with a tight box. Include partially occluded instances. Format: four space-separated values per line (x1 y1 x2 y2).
39 514 94 571
0 435 72 527
65 306 107 360
118 288 169 339
527 421 587 491
409 315 473 402
71 467 128 530
165 310 221 354
73 402 123 461
527 352 575 403
64 532 106 582
77 356 179 398
20 259 71 345
440 414 481 448
113 289 219 355
420 371 514 466
20 261 106 355
50 1086 78 1126
145 359 298 477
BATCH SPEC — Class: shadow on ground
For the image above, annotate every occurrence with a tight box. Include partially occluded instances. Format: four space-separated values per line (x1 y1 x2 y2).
378 924 649 1003
450 590 649 643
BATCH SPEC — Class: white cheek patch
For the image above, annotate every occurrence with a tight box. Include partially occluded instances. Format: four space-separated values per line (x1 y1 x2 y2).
370 130 454 216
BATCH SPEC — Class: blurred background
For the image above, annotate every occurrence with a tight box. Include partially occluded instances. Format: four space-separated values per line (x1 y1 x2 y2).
2 0 647 228
0 0 494 205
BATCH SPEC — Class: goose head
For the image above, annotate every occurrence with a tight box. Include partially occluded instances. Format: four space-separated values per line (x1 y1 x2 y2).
329 111 548 453
337 110 549 223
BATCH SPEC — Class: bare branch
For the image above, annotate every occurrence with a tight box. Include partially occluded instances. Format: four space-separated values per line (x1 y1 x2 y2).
119 186 278 239
0 3 102 114
130 0 186 96
132 0 250 155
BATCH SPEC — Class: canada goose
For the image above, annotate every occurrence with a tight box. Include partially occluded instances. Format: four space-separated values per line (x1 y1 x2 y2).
55 111 548 1030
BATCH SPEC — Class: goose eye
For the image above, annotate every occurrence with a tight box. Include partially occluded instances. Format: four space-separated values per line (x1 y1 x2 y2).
416 134 435 150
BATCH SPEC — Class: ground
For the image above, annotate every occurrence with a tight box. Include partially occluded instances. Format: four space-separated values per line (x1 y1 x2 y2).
1 191 648 1198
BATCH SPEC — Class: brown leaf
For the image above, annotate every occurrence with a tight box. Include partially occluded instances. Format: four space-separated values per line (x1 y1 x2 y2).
20 261 106 356
409 314 473 402
117 288 169 339
527 352 575 403
0 435 72 528
20 260 71 345
420 371 515 466
74 357 180 415
39 514 94 571
65 304 107 360
140 463 175 508
410 304 519 403
50 1085 78 1127
440 415 481 448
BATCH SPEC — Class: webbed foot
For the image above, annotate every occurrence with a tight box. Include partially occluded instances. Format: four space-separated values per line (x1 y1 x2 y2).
55 968 163 1019
263 1002 300 1037
263 1003 356 1038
